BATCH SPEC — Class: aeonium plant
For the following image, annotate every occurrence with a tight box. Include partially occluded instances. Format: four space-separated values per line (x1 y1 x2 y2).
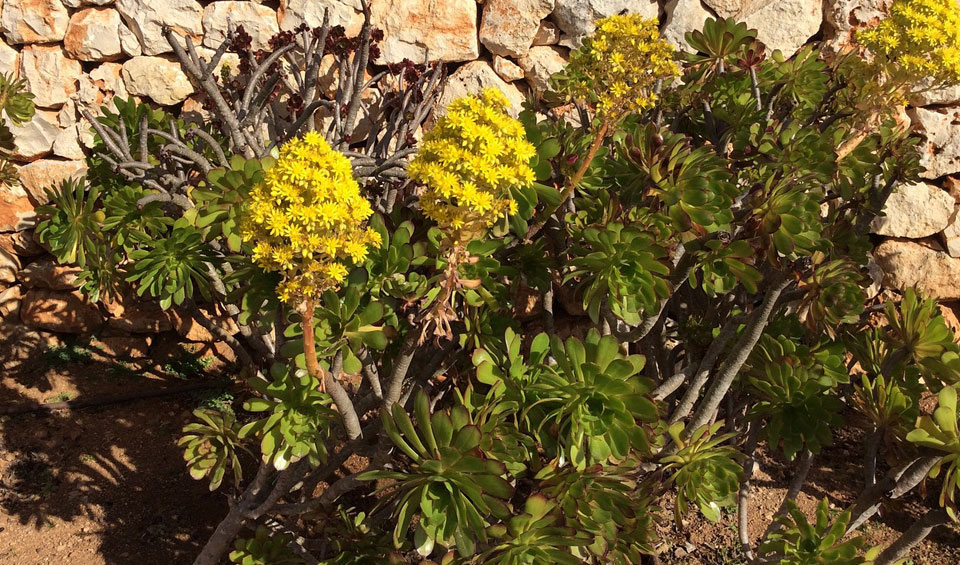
31 1 960 563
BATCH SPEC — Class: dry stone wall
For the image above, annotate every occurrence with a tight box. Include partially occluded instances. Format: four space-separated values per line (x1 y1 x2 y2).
2 0 960 340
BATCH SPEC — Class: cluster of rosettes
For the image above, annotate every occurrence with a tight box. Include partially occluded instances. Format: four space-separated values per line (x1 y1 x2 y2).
564 14 680 117
241 132 381 303
408 88 535 238
857 0 960 86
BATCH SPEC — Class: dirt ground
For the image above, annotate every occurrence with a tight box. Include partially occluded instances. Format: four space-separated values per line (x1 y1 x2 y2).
1 320 959 565
0 323 230 564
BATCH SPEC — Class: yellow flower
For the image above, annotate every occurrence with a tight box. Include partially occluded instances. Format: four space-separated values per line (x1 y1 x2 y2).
563 14 680 119
240 134 380 304
409 88 535 239
857 0 960 86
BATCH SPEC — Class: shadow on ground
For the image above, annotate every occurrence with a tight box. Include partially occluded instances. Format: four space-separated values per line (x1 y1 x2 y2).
0 322 233 564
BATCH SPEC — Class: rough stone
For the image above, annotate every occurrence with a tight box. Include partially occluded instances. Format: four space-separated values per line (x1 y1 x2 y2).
944 211 960 258
53 125 87 160
371 0 479 64
0 285 22 319
518 45 568 94
19 45 83 109
0 247 18 283
874 239 960 300
703 0 770 19
493 56 525 83
0 39 18 76
1 0 70 44
106 296 173 333
480 0 555 58
662 0 715 48
551 0 658 45
115 0 204 56
437 61 526 116
203 2 280 52
16 159 87 204
278 0 363 36
10 110 60 162
743 0 822 58
0 230 44 257
0 187 36 232
122 56 194 105
20 289 103 333
63 0 113 6
119 22 142 57
532 20 560 46
870 182 955 238
93 335 150 358
910 107 960 180
910 84 960 107
64 8 128 62
20 257 81 290
823 0 889 51
172 307 239 342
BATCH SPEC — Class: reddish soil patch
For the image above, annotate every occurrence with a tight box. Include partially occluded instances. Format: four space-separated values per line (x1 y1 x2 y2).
0 324 232 564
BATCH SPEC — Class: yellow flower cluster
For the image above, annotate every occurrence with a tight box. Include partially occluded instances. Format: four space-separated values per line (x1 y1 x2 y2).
241 131 380 303
857 0 960 86
565 14 680 118
408 88 535 238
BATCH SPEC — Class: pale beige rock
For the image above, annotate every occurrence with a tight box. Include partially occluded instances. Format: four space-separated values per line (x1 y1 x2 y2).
53 125 86 160
743 0 821 57
910 84 960 107
870 182 955 238
21 289 103 333
437 61 526 116
663 0 715 49
122 56 194 105
0 39 18 76
20 256 81 290
874 239 960 300
480 0 554 58
823 0 889 51
64 8 127 62
551 0 658 45
910 107 960 180
493 56 525 83
532 21 560 46
16 159 86 204
1 0 70 44
703 0 770 19
10 110 60 162
0 285 22 319
63 0 113 6
118 23 142 57
518 45 567 94
76 62 130 120
57 98 77 129
279 0 363 35
115 0 204 56
0 187 36 232
203 1 280 52
19 45 83 109
944 211 960 258
371 0 479 64
0 248 18 283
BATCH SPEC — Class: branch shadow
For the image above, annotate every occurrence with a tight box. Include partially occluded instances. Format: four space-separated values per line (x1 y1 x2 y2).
0 320 232 564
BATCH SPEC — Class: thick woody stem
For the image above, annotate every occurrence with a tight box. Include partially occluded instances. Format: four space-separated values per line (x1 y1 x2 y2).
525 118 610 240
